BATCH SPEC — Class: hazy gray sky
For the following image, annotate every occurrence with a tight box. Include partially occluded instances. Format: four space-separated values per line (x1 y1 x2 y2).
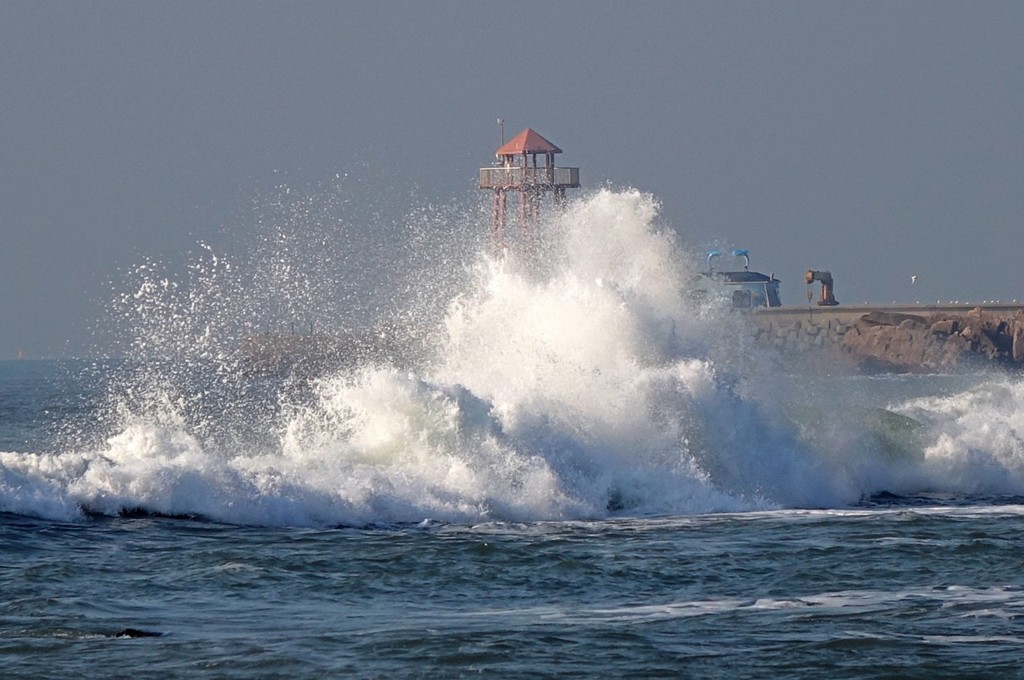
2 1 1022 358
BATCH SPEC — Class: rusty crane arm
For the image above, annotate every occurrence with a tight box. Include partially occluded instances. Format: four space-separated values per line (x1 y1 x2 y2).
805 270 839 306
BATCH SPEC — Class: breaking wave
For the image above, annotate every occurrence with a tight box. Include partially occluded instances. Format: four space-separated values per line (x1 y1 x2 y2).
3 184 1024 526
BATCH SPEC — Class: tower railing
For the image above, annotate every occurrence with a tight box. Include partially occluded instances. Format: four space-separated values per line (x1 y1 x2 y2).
478 166 580 189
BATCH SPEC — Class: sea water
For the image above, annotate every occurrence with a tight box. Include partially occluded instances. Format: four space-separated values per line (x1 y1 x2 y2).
3 188 1024 677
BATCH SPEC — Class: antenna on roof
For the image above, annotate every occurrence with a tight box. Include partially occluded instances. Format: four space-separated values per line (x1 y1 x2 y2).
497 117 505 145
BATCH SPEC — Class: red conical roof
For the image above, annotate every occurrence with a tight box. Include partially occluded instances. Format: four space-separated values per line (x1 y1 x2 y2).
496 128 562 155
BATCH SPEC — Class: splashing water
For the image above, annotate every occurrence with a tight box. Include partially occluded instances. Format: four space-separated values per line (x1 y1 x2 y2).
4 184 1024 526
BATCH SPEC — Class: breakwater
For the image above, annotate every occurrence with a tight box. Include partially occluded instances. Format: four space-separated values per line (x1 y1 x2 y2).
239 328 413 375
750 304 1024 372
240 305 1024 376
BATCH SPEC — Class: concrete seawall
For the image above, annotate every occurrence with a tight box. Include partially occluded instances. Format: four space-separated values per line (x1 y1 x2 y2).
749 304 1024 372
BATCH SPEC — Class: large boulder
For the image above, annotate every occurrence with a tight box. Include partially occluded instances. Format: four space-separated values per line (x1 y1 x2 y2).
839 311 1013 372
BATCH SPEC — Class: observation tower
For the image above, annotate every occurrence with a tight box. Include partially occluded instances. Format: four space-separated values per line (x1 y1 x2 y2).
478 127 580 249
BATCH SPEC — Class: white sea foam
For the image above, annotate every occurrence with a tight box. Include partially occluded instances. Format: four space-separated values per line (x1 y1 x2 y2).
496 585 1024 626
892 379 1024 495
0 451 84 521
4 188 1024 525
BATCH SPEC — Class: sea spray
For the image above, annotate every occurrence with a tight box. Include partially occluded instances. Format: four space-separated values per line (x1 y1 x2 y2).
893 380 1024 495
433 189 847 511
7 184 1024 525
0 188 838 522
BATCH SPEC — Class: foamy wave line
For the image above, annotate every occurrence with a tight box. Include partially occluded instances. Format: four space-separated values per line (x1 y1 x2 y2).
0 365 764 526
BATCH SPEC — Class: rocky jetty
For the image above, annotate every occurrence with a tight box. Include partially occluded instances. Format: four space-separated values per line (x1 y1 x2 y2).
839 308 1024 372
239 307 1024 377
751 306 1024 373
239 328 416 376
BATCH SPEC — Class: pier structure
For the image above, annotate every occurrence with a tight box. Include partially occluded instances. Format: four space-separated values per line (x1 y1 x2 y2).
478 127 579 249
